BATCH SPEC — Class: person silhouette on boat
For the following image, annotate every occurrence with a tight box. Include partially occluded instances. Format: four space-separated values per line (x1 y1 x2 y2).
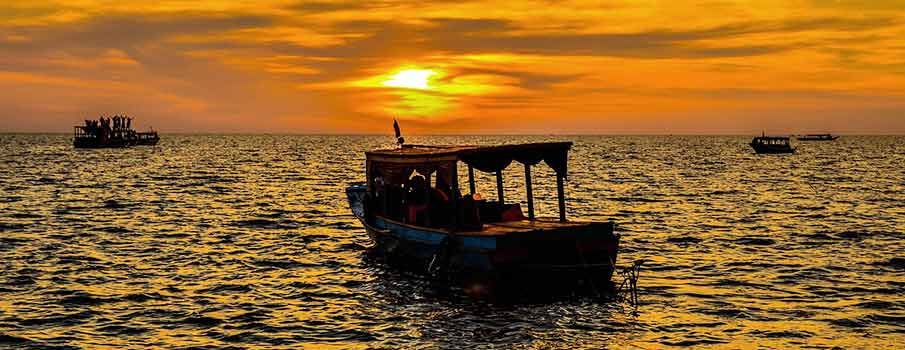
406 174 428 205
405 174 429 225
429 178 452 226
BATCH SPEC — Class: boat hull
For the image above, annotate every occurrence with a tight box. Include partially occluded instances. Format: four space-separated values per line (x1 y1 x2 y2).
73 135 159 148
73 137 131 149
750 142 794 154
346 185 620 294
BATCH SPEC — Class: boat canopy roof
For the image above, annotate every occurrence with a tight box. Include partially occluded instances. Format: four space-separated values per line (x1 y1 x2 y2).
366 142 572 176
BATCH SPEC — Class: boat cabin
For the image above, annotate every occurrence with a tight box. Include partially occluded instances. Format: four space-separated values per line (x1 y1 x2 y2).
365 142 572 232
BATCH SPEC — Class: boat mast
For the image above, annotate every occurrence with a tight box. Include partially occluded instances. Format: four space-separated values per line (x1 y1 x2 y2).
450 164 459 230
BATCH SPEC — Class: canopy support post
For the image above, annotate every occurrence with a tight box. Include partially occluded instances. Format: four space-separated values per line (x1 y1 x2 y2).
556 173 566 222
524 163 534 220
468 165 476 195
450 164 458 231
425 173 432 226
496 171 504 209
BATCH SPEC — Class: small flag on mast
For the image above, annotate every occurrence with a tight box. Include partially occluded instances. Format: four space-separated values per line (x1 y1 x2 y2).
393 119 405 146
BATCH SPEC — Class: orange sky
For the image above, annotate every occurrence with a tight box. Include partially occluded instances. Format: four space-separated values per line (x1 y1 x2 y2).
1 1 904 134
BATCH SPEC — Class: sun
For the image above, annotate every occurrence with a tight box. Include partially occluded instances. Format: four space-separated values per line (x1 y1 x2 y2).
383 69 436 90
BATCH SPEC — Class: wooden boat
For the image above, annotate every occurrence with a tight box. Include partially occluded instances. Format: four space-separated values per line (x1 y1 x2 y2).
796 134 838 141
73 116 159 149
750 133 794 154
346 141 620 294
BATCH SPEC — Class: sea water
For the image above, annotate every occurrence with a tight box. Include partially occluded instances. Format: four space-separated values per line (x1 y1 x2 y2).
0 134 902 349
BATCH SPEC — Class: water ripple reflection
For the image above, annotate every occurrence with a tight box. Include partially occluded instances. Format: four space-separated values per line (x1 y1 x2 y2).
0 134 902 349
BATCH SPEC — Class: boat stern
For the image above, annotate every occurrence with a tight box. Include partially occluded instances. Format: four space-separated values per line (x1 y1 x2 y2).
476 221 620 282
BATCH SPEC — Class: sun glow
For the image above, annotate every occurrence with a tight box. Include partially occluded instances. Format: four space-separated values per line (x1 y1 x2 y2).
383 69 436 89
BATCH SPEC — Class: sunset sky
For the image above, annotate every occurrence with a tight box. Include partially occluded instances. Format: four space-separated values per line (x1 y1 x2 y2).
1 1 903 134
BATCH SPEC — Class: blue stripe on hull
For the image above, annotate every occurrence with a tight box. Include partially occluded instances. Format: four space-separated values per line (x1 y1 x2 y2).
374 218 497 251
461 236 496 250
374 218 446 244
371 218 498 271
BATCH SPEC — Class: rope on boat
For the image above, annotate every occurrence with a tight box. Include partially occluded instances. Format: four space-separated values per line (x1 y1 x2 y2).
618 260 644 306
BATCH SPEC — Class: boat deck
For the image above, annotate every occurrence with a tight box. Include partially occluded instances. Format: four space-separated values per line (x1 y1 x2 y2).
376 215 611 237
444 218 608 236
460 218 609 236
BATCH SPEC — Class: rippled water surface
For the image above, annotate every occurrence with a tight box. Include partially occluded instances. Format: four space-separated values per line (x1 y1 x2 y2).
1 134 903 349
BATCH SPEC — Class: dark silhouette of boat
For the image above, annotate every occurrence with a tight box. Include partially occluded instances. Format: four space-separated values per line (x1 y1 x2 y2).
73 115 159 148
796 134 838 141
750 133 794 154
346 140 620 295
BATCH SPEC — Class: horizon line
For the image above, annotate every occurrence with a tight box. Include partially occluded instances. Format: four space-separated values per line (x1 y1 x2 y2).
2 132 904 137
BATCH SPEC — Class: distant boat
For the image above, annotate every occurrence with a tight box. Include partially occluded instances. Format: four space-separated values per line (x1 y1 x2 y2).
74 116 159 149
796 134 838 141
750 133 794 154
346 141 620 294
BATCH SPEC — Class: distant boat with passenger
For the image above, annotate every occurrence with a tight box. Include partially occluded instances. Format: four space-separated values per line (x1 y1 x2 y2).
796 133 838 141
345 121 620 296
750 132 794 154
74 115 159 149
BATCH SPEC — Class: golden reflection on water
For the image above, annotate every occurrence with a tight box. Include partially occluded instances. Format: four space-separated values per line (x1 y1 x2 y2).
0 135 902 349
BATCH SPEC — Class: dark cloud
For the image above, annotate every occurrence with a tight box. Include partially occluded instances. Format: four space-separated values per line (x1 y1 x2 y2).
288 1 399 13
413 16 898 58
243 15 900 61
443 67 582 90
808 0 905 11
1 12 272 53
0 12 276 81
286 0 480 13
424 18 515 34
0 3 67 20
65 13 269 48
